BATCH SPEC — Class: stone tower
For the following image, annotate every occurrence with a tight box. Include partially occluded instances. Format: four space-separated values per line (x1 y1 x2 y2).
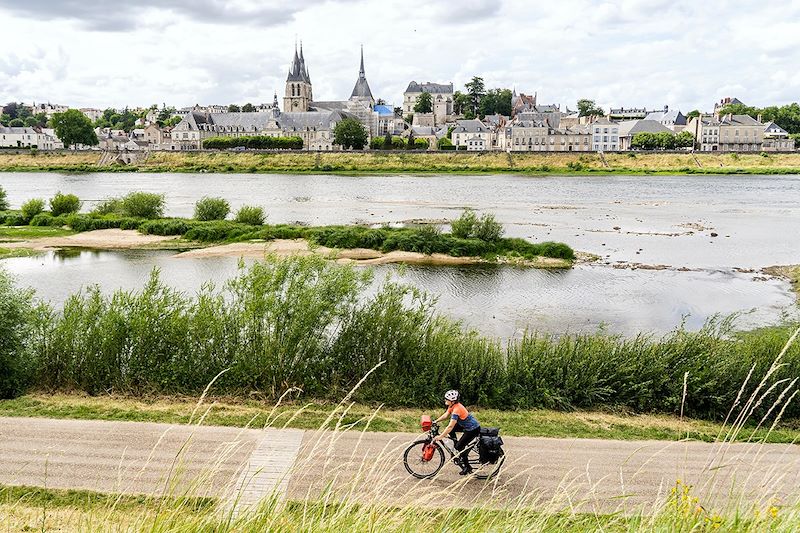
284 43 312 112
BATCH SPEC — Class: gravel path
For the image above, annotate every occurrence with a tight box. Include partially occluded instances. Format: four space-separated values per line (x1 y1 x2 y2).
2 416 800 513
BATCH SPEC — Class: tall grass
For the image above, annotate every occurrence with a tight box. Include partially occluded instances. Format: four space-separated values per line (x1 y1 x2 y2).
4 256 799 421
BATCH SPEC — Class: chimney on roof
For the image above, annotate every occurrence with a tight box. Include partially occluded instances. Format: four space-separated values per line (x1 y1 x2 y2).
757 114 762 123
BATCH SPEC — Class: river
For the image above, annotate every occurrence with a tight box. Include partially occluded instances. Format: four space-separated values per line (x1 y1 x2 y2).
1 172 798 337
2 172 799 268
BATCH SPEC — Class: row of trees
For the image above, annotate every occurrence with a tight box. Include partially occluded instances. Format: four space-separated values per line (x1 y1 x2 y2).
203 135 304 150
630 130 695 150
227 103 258 113
1 102 48 128
369 134 430 150
1 103 182 133
93 104 180 132
454 77 513 119
717 101 800 135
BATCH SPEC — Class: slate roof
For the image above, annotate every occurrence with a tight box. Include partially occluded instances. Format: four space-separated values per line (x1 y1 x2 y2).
644 110 687 125
0 127 39 134
453 119 488 133
287 44 311 83
764 121 788 134
617 120 673 136
719 114 761 126
405 81 453 94
350 47 373 100
176 109 352 134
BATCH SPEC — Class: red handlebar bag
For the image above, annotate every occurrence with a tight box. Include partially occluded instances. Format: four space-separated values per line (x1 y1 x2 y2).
421 415 432 431
422 443 435 462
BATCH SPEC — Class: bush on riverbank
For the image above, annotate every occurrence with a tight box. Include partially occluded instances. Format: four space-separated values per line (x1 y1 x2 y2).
49 192 81 216
193 197 229 221
3 257 798 421
234 205 266 225
20 199 45 223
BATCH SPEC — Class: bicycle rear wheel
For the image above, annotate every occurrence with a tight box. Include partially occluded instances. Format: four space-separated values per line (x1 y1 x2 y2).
403 440 445 479
467 445 504 480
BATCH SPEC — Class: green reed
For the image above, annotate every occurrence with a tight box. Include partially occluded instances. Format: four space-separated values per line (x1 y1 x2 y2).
2 257 799 420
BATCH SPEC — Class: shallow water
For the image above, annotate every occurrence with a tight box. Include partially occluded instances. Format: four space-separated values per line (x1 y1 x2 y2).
2 249 795 338
1 172 799 268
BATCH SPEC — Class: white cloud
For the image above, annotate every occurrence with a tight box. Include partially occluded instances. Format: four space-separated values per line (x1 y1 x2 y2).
1 0 798 111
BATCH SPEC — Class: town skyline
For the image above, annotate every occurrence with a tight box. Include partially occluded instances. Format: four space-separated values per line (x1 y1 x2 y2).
1 0 799 112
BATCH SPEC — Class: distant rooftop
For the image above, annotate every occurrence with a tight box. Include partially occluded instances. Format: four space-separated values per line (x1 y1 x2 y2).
405 81 454 94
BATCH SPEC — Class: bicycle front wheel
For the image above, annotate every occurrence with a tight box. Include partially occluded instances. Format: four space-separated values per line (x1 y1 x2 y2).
403 440 445 479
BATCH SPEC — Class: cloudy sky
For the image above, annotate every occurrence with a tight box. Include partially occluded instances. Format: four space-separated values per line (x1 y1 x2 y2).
2 0 799 113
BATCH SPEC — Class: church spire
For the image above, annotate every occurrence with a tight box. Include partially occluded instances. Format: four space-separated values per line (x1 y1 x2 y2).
287 40 310 83
349 45 373 103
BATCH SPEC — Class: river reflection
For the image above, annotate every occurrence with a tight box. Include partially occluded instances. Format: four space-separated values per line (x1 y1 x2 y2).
2 249 795 338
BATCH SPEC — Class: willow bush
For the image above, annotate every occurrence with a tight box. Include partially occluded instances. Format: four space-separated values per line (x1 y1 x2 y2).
3 257 800 421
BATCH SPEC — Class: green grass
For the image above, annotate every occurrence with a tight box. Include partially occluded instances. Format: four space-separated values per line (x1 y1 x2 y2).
0 483 626 532
0 247 39 259
0 482 793 532
3 394 800 444
0 225 75 240
0 484 214 513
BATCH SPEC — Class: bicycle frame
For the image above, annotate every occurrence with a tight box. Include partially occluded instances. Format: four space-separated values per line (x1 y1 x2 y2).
424 422 479 464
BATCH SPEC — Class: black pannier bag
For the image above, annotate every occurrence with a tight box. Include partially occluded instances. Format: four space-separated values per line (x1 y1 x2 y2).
478 428 504 464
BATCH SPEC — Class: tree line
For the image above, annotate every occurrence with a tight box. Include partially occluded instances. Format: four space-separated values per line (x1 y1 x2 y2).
203 135 304 150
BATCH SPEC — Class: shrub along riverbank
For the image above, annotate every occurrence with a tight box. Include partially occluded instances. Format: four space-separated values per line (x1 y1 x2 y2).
1 256 798 423
2 150 800 174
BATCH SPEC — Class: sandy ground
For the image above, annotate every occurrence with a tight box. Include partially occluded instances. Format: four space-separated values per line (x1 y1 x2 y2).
5 230 572 268
3 228 178 250
3 416 800 514
175 238 499 266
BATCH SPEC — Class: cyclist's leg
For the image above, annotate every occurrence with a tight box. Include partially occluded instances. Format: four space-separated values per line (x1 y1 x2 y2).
454 428 480 473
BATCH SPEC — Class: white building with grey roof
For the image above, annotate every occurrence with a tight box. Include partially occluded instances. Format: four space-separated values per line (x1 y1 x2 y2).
590 118 620 151
763 121 795 151
450 119 491 151
616 119 673 150
643 107 688 132
0 126 60 149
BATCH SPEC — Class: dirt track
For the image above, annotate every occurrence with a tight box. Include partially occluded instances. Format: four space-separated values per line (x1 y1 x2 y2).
2 416 800 513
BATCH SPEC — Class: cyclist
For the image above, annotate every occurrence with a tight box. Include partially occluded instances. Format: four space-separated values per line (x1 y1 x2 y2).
432 389 481 475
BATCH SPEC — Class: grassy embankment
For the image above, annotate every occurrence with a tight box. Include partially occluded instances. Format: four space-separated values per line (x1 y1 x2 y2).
2 150 800 174
5 393 800 444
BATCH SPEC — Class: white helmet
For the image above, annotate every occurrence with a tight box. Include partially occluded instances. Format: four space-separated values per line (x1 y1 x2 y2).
444 390 460 401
